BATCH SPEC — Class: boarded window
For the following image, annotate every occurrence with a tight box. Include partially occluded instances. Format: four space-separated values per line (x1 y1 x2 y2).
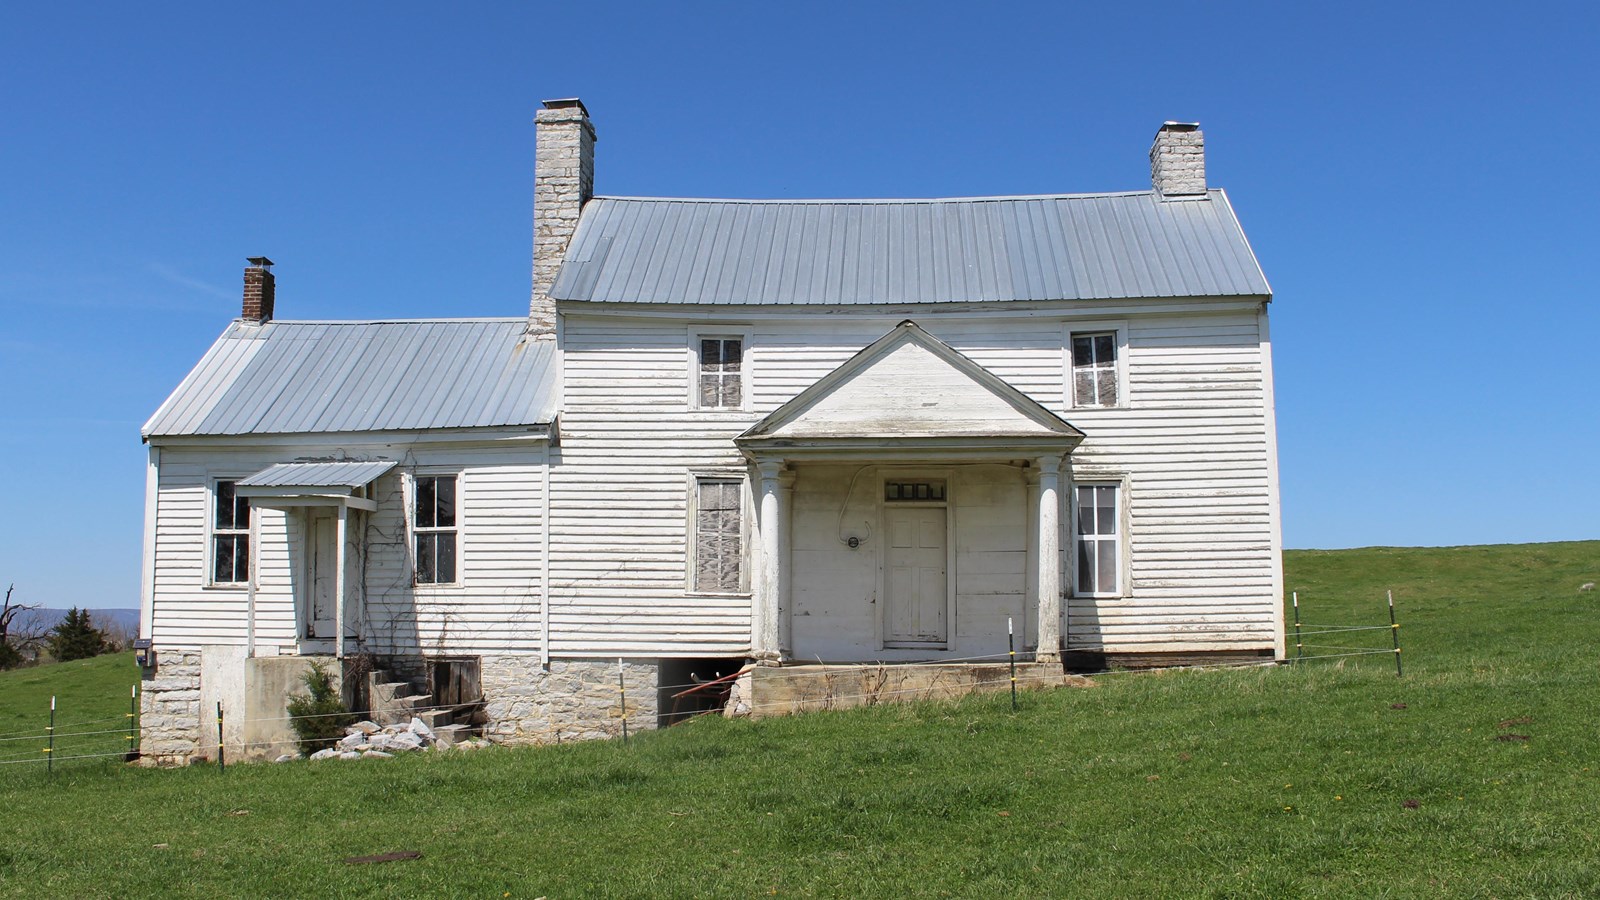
1071 332 1118 407
694 479 744 593
699 337 743 408
212 480 250 584
413 474 458 585
1074 484 1119 595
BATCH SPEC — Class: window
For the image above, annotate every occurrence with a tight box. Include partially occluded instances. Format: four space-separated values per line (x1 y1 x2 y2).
692 478 745 593
413 474 458 585
1071 332 1118 407
1073 484 1120 596
697 336 743 409
885 480 946 502
211 480 250 585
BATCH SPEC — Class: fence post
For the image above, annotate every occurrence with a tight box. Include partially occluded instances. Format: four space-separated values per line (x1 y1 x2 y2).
47 695 55 776
1292 592 1303 664
1007 617 1018 711
1388 590 1403 678
127 684 138 761
216 702 225 772
617 658 628 744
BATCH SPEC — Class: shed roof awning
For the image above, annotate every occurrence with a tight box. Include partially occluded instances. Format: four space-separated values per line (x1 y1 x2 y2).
235 460 396 509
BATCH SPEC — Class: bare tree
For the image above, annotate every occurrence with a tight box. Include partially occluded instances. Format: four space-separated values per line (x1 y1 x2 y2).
0 584 45 668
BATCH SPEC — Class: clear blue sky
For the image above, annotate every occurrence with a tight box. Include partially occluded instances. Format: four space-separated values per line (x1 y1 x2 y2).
2 2 1596 610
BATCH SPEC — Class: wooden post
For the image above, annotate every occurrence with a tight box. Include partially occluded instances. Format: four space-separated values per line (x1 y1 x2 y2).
1034 455 1063 663
334 505 348 660
1388 590 1403 678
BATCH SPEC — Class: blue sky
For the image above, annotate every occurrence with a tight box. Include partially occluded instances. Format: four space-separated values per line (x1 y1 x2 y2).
2 2 1596 610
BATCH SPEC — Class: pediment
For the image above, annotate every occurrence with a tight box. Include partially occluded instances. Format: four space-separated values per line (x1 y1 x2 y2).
740 322 1083 443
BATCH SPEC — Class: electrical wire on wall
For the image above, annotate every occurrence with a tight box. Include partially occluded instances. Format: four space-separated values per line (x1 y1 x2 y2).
836 465 876 550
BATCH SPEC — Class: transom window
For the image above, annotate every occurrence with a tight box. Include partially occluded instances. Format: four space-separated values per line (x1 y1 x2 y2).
413 474 458 585
212 480 250 585
1074 484 1120 596
693 478 745 593
885 481 946 502
698 337 743 408
1071 332 1118 407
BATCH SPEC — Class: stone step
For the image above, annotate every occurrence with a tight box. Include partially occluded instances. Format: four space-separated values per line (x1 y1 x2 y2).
432 724 472 748
413 708 453 729
368 680 416 706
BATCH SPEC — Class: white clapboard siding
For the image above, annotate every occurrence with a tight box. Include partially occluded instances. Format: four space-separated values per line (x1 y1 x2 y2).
558 302 1279 658
149 443 547 656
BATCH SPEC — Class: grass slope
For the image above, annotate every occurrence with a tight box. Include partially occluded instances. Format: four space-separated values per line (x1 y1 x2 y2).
2 543 1597 898
0 652 139 769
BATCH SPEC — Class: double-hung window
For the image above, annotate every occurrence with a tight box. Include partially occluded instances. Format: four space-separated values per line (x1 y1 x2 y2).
1071 332 1119 407
1073 484 1120 596
211 480 250 585
692 478 745 594
413 474 458 585
697 336 744 409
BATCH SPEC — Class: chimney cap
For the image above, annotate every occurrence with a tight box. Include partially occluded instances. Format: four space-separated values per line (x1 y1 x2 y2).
541 98 589 115
1157 121 1201 134
246 256 275 269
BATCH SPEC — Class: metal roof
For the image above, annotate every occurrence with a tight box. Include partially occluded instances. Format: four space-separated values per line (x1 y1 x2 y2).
237 460 397 489
144 319 557 438
550 190 1271 306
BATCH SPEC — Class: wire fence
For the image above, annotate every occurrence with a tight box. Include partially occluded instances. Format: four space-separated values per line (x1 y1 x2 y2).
3 598 1406 776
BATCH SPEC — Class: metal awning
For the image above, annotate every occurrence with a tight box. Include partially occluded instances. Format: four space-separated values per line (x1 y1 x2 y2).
235 460 396 510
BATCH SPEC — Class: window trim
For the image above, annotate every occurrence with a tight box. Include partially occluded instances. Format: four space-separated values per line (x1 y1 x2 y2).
687 326 753 412
686 471 751 597
1063 321 1129 410
205 476 252 589
408 471 463 589
1068 475 1129 599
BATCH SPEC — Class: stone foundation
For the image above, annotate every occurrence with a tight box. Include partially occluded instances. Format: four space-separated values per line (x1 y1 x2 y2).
480 656 658 744
138 650 203 766
738 661 1093 718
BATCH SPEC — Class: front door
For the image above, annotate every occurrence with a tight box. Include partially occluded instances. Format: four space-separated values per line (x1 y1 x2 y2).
884 507 948 646
307 512 337 638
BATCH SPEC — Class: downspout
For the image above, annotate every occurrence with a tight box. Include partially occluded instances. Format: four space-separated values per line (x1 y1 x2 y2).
139 446 160 643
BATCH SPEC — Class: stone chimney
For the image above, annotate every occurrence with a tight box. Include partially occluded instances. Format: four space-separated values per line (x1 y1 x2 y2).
530 98 596 337
242 257 275 324
1150 122 1206 197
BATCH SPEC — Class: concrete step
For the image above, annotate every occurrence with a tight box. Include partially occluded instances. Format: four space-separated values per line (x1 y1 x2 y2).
432 724 472 748
368 681 416 707
413 708 453 729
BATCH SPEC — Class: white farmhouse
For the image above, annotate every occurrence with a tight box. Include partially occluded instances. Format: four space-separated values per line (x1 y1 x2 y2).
138 99 1282 763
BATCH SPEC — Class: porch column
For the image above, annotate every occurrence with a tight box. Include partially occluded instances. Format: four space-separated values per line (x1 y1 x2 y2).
334 504 347 660
754 461 788 663
777 468 796 659
1035 454 1063 663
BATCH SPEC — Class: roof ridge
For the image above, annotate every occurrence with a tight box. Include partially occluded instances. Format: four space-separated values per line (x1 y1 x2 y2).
591 189 1190 205
238 317 529 326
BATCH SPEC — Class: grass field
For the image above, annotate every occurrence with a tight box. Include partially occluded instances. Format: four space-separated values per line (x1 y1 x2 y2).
1 542 1596 898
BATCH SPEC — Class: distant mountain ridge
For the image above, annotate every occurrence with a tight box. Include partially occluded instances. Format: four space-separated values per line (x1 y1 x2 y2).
12 608 139 637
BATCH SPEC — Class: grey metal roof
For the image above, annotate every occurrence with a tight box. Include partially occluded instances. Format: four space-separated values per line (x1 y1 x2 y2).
237 460 397 489
550 190 1270 306
144 319 556 438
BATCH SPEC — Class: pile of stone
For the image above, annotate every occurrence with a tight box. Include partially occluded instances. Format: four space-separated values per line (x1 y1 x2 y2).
278 717 489 762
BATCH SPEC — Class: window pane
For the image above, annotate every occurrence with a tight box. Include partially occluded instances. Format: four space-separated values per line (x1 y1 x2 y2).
434 476 456 528
1074 370 1095 406
214 535 234 583
1072 336 1092 367
1077 486 1096 535
416 477 437 528
700 339 721 367
1097 369 1117 407
436 533 457 584
1094 334 1115 364
1097 487 1117 535
695 480 743 592
216 482 236 529
721 339 742 372
416 533 436 584
1078 541 1096 594
719 373 741 407
1097 538 1117 593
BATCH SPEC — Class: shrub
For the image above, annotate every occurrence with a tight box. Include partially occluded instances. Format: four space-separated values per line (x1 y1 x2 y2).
286 660 356 754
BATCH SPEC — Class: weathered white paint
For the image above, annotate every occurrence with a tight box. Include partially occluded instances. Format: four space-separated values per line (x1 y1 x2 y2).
1035 454 1063 662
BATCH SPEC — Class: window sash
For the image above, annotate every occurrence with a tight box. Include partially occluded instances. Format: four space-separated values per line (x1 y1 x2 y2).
211 480 250 584
698 338 743 408
693 479 744 593
1073 484 1119 595
1071 332 1118 407
413 475 459 585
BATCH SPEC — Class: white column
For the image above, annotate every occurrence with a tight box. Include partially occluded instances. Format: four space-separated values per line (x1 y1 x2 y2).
777 468 796 660
334 504 348 660
754 461 786 663
1035 454 1063 663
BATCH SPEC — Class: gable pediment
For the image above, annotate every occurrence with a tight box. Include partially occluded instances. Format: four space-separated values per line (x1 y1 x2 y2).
740 322 1082 444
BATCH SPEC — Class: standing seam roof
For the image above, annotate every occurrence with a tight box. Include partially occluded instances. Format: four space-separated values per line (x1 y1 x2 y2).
550 190 1271 305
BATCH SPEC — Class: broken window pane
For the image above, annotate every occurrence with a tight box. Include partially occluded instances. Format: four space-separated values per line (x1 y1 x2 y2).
698 337 744 408
694 479 744 593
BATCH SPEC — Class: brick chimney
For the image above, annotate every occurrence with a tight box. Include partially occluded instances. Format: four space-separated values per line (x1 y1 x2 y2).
530 98 596 337
242 257 275 324
1150 122 1206 197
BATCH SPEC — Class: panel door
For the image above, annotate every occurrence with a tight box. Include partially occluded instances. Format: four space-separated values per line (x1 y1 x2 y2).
884 507 948 645
308 512 337 638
